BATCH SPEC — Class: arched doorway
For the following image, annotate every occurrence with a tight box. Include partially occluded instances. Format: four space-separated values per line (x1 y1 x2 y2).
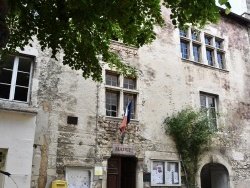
201 163 229 188
107 156 137 188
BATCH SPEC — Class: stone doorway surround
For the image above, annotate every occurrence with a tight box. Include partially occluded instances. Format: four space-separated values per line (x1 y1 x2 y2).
196 153 234 188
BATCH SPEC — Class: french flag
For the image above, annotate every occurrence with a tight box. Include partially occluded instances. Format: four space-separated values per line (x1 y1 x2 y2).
120 101 132 133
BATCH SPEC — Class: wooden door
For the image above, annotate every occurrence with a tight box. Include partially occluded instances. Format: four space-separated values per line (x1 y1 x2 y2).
107 156 136 188
107 157 121 188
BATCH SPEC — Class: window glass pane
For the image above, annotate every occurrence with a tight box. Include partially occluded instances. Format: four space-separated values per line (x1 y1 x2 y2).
180 42 188 59
207 96 215 108
193 45 200 62
179 30 186 37
206 50 213 65
0 55 15 69
14 86 28 101
123 78 136 89
215 41 221 48
106 91 118 117
18 57 32 72
205 37 211 45
0 84 10 99
124 94 136 119
217 53 223 69
191 31 198 40
106 74 118 86
0 69 13 84
16 72 30 87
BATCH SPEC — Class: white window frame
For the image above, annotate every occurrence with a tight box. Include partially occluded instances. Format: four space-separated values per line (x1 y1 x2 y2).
151 160 181 187
0 55 33 103
179 29 226 69
105 70 138 119
200 93 218 127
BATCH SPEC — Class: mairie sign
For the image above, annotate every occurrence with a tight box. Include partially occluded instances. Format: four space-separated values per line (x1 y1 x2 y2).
112 144 135 156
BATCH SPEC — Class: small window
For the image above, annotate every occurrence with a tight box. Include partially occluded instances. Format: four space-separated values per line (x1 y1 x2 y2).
123 77 136 90
180 41 189 59
205 36 212 45
106 91 118 117
215 39 223 49
123 94 136 119
0 55 33 102
151 161 181 186
193 45 200 62
179 30 187 37
217 53 224 69
106 72 119 86
200 93 218 127
206 49 213 66
191 30 199 41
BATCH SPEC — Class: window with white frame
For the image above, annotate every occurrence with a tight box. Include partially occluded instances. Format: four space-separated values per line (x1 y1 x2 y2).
204 34 226 69
105 71 137 119
151 161 181 186
179 29 226 69
200 93 218 127
0 55 33 102
179 29 202 63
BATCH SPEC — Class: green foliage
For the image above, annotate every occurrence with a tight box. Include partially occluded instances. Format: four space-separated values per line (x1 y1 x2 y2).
2 0 230 81
164 108 217 188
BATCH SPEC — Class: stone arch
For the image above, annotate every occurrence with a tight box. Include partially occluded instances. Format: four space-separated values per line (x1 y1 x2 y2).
196 153 234 188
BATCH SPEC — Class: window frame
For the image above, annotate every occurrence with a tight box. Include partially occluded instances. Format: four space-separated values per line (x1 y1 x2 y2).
200 93 218 127
151 160 181 187
105 71 138 119
0 55 34 103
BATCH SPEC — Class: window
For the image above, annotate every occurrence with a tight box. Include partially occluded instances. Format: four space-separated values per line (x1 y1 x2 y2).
0 55 33 102
151 161 181 186
179 29 226 69
105 71 138 119
179 30 187 37
204 34 225 69
205 36 212 45
193 45 200 62
180 42 189 59
200 93 218 127
206 49 213 66
191 30 199 41
179 29 201 62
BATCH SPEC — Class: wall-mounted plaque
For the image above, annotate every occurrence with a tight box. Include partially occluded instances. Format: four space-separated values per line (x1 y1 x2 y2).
112 144 135 156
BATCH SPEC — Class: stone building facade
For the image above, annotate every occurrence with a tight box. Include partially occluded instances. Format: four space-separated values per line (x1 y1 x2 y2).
0 4 250 188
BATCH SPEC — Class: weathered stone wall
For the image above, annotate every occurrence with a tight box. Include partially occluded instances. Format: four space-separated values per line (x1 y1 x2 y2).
0 6 246 188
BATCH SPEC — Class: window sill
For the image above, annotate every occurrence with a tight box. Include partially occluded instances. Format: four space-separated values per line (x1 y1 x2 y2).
105 116 139 124
0 100 38 114
181 58 229 73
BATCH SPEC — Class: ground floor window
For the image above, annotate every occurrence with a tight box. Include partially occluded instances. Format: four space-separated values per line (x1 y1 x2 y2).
151 161 181 186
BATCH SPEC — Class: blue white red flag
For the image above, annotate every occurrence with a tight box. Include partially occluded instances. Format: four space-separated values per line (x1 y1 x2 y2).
120 101 132 133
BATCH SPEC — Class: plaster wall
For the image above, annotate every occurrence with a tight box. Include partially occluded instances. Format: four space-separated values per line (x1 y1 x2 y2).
0 110 36 188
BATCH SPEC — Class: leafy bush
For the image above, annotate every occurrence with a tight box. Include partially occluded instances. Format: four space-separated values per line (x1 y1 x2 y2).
164 108 217 188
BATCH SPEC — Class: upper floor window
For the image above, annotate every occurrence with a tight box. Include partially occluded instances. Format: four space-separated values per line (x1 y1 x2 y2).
200 93 218 127
179 28 226 69
0 55 33 103
179 30 187 37
105 71 138 119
